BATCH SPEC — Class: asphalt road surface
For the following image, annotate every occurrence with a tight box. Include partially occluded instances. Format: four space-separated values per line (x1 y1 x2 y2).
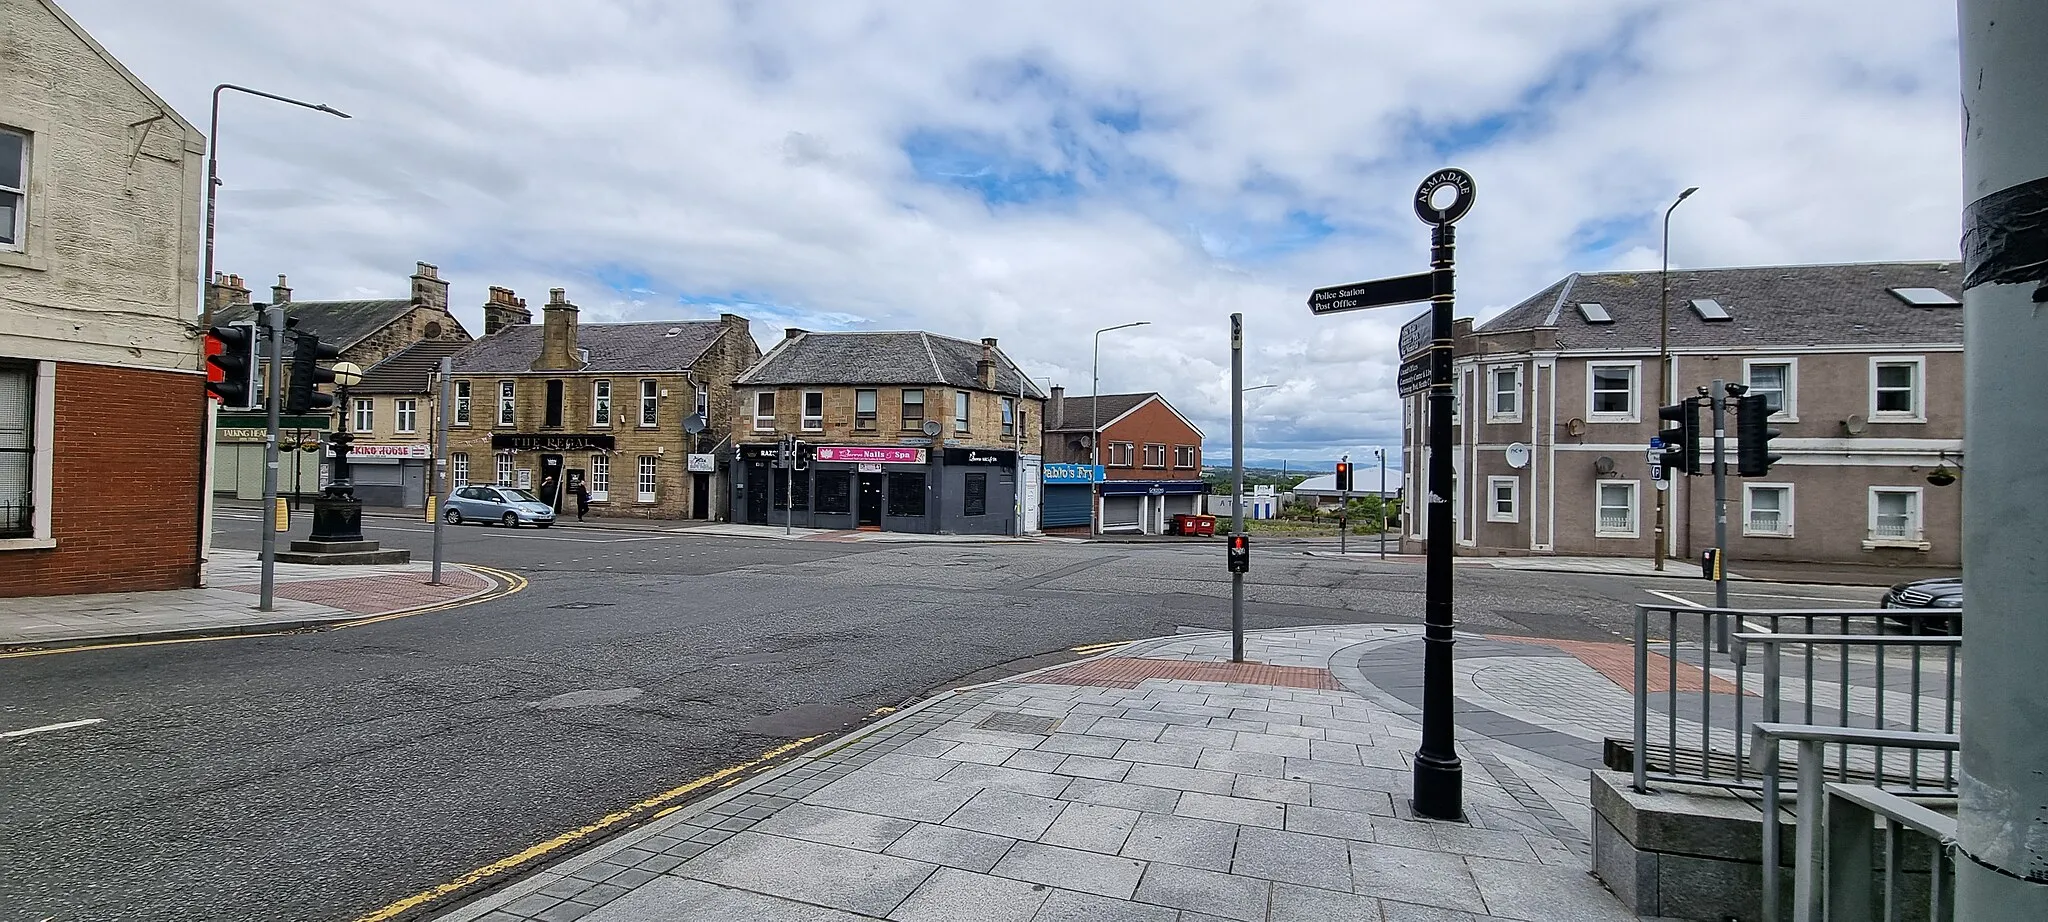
0 511 1877 922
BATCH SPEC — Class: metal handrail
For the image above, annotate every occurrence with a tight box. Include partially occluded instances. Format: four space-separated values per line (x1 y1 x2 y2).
1820 784 1957 922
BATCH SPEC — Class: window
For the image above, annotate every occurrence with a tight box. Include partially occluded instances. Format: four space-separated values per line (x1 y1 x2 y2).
1109 441 1135 467
1588 363 1639 420
694 385 708 422
1744 484 1793 537
1488 365 1522 421
590 453 609 501
855 389 878 430
963 472 987 516
354 398 374 433
1451 375 1462 425
638 455 658 502
1596 481 1638 537
544 380 564 428
802 391 824 431
1144 444 1167 468
901 389 925 429
753 391 777 431
0 362 38 538
1487 476 1518 523
640 379 659 427
954 391 971 433
592 380 611 426
773 468 810 510
453 381 471 426
887 472 927 517
815 474 851 514
1174 445 1197 468
1744 360 1795 420
395 398 417 434
498 381 515 426
451 452 469 489
1869 488 1925 546
495 452 514 486
0 128 25 251
1871 357 1925 421
1001 397 1015 437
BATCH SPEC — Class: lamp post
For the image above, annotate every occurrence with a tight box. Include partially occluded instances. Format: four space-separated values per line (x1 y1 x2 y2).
1091 321 1150 534
1653 186 1698 572
200 84 350 329
308 361 365 543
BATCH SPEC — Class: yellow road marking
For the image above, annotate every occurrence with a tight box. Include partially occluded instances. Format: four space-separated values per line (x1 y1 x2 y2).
1068 640 1131 654
346 734 823 922
0 564 527 660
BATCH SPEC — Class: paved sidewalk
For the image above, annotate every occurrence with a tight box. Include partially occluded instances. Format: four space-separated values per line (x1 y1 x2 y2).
437 626 1647 922
0 550 498 648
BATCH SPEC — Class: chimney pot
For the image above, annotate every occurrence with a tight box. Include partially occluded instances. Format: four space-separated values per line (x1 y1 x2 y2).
549 287 567 305
482 285 532 334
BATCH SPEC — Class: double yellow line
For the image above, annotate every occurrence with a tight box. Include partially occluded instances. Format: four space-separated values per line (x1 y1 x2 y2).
1069 640 1132 655
0 564 527 660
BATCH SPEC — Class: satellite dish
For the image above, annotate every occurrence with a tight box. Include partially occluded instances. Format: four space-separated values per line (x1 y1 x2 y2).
1505 443 1531 469
683 413 706 434
1593 456 1616 475
922 419 942 437
1844 415 1868 436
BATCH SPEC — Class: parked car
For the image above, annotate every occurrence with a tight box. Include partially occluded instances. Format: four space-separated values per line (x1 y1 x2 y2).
443 485 556 528
1879 577 1961 634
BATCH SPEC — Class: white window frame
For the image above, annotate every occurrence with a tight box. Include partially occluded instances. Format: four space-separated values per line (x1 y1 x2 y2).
590 453 610 502
1144 443 1167 468
802 390 824 431
592 380 611 427
395 398 417 434
855 389 878 430
639 379 659 428
1742 358 1799 423
954 391 971 433
637 455 658 503
1870 356 1926 423
0 360 55 549
453 380 471 426
1595 480 1639 538
495 452 514 486
1743 483 1795 538
0 126 27 255
1866 486 1928 549
901 388 925 429
753 391 777 431
1587 361 1641 423
354 398 374 433
694 385 708 422
451 452 469 489
497 381 515 427
1001 397 1016 437
1487 476 1519 523
1174 445 1196 469
1109 441 1135 467
1487 364 1522 423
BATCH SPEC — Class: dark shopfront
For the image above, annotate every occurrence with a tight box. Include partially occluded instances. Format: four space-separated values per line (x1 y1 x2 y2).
731 444 1020 535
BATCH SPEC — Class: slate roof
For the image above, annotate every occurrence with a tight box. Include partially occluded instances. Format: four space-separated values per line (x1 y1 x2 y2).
736 331 1045 398
213 300 418 353
1046 393 1153 432
1477 261 1965 349
449 321 731 374
354 339 470 394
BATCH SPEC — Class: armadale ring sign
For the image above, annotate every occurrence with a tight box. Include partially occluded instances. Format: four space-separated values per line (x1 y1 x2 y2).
814 446 927 464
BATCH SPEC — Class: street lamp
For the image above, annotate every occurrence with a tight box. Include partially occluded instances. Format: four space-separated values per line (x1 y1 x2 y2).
1654 186 1698 572
200 84 350 330
1092 321 1150 534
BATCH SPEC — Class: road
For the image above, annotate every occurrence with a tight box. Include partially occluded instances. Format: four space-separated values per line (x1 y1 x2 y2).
0 511 1881 922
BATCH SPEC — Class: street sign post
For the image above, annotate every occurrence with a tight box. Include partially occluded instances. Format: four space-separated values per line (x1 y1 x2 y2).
1397 356 1431 397
1307 273 1435 315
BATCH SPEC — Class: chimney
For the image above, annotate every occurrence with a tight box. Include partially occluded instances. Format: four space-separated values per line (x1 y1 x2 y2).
532 287 583 371
977 337 998 389
271 274 292 304
206 272 252 317
410 261 449 313
482 286 531 335
1049 386 1064 428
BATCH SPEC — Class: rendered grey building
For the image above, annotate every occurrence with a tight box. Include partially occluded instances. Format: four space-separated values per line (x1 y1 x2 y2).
1401 261 1965 567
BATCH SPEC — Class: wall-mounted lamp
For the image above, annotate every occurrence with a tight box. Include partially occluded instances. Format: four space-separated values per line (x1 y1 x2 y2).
1593 456 1616 476
1928 449 1962 486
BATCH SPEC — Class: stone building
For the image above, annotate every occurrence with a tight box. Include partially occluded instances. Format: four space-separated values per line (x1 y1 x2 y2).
1 0 208 596
1404 261 1965 567
207 262 472 502
446 287 759 520
728 330 1045 535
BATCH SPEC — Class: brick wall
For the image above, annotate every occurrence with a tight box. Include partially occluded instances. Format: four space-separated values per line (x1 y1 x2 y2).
0 362 203 596
1100 399 1204 480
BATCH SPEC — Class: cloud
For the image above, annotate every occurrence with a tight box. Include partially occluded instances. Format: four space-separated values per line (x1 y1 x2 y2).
67 0 1963 467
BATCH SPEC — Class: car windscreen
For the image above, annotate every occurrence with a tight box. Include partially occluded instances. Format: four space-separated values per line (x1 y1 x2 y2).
498 489 542 503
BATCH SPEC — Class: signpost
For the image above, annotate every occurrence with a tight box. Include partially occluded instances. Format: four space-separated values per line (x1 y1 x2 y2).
1305 167 1475 821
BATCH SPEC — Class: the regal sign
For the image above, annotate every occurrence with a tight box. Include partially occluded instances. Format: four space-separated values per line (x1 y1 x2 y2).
490 434 617 452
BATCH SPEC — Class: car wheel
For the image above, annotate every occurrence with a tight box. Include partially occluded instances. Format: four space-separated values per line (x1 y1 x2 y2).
443 508 463 525
501 512 520 527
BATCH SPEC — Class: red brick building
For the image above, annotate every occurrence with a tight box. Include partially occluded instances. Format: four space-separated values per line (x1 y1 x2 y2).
1041 389 1207 534
1 0 208 596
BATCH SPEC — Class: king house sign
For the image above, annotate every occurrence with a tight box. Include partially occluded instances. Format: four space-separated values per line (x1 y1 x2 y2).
490 434 617 452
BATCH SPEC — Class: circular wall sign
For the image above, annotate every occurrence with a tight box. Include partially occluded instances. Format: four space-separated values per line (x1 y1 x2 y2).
1413 168 1477 226
1505 442 1530 469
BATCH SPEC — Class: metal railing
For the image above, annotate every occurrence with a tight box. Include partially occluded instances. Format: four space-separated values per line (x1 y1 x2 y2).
1750 723 1959 922
1630 604 1961 793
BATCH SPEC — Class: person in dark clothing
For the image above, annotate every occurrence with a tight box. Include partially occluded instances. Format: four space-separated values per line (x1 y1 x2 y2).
572 482 590 522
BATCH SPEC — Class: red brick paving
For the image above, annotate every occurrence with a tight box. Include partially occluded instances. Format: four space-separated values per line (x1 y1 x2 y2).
221 569 492 616
1027 657 1342 691
1495 635 1747 696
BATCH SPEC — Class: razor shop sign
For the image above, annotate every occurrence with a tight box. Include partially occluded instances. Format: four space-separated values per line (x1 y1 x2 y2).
490 434 617 452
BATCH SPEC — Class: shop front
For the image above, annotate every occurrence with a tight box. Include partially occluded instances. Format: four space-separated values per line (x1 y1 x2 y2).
1100 479 1210 535
1040 462 1103 530
731 443 1022 535
342 442 433 508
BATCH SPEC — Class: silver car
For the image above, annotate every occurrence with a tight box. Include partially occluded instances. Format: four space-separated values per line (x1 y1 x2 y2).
443 485 556 528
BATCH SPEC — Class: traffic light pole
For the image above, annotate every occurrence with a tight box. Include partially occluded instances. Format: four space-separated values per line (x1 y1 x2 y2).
258 304 285 611
1230 312 1246 663
430 356 450 585
1339 453 1350 555
1709 380 1730 651
1378 448 1388 559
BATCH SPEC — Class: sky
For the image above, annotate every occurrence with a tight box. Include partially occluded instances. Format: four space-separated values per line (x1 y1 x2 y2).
66 0 1965 468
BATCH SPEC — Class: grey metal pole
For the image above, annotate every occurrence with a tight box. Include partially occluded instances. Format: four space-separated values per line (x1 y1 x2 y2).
1378 447 1388 560
1711 380 1730 651
1655 187 1696 571
1092 334 1101 536
1230 313 1245 663
258 304 284 611
1957 2 2048 915
1015 373 1025 537
430 356 449 584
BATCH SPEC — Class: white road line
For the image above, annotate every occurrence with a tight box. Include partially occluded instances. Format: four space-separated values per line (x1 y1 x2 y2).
1643 588 1705 609
1 718 104 740
1725 591 1876 604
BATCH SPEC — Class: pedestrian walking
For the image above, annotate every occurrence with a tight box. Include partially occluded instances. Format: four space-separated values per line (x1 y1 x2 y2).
572 482 590 522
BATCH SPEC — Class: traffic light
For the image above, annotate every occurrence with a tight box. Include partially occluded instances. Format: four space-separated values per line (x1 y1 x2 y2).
1658 398 1701 476
205 322 260 409
1735 394 1782 477
1335 460 1352 492
792 439 809 471
1700 547 1724 580
1227 534 1251 573
284 331 340 415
